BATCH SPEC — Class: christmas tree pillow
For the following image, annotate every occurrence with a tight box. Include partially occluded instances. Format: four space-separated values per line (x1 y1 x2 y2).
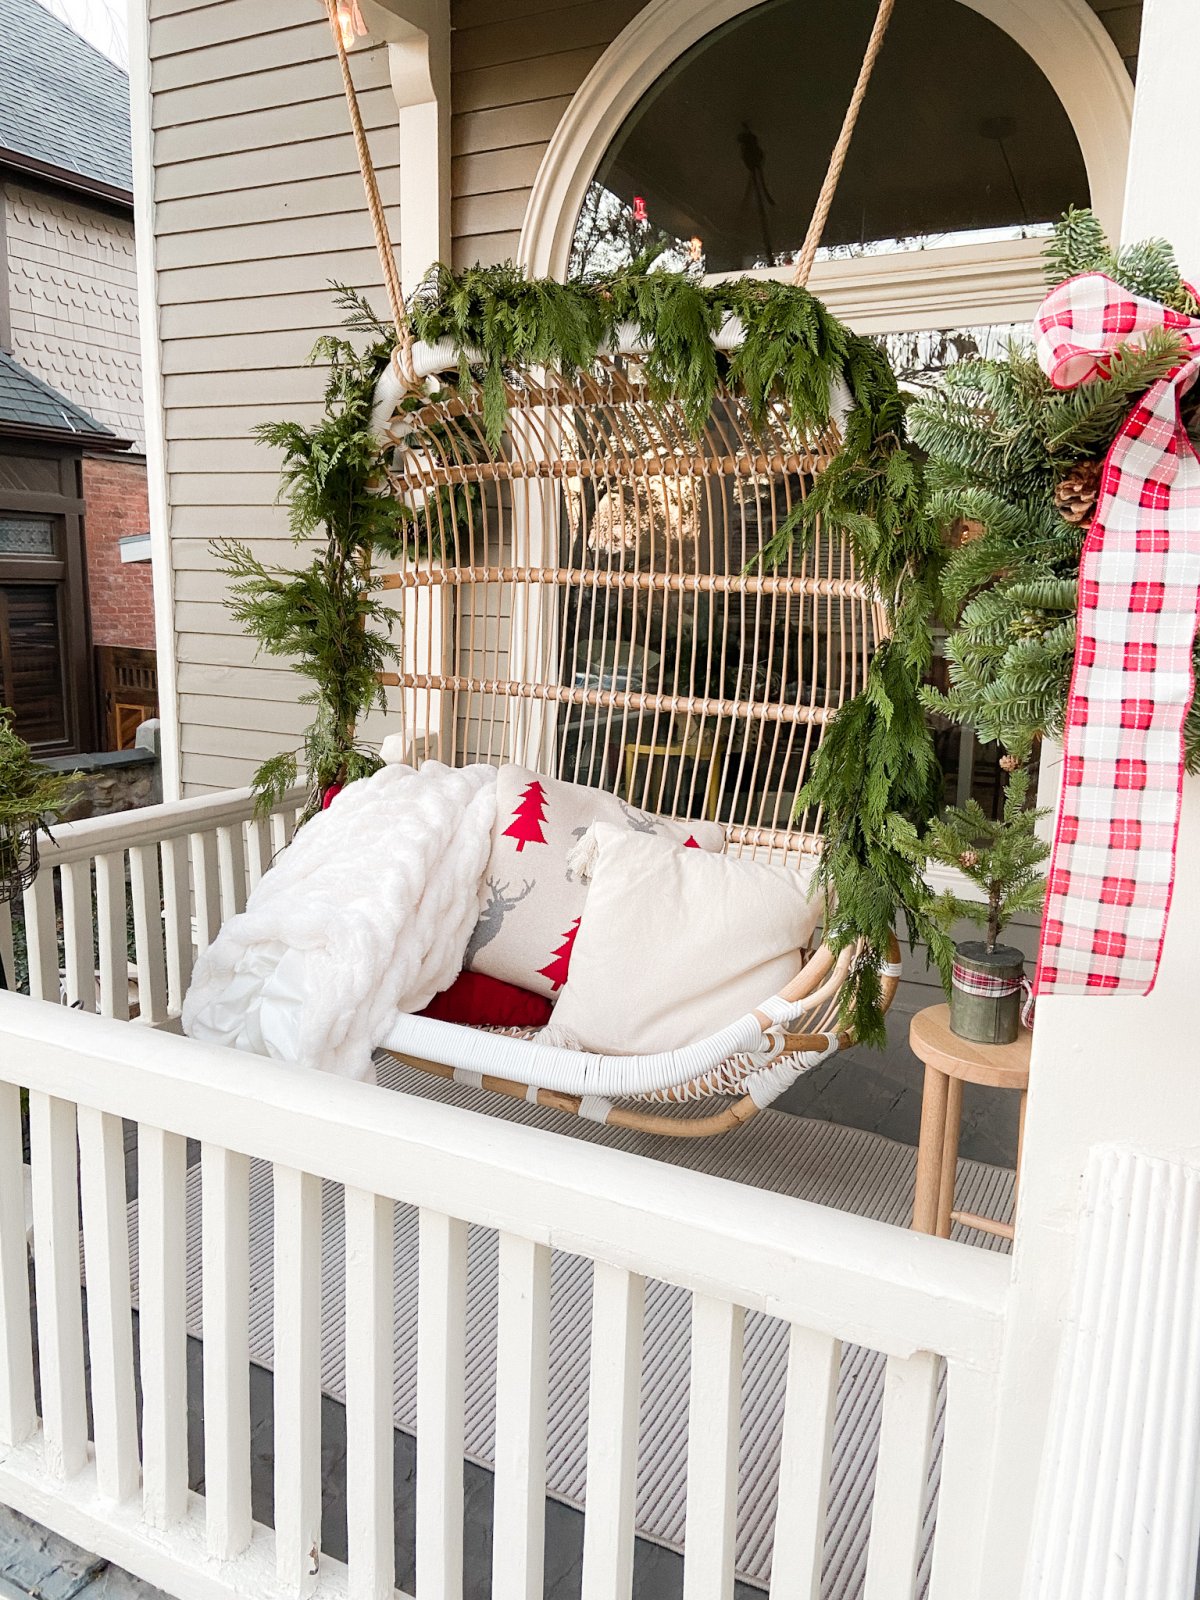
545 823 822 1054
465 764 724 999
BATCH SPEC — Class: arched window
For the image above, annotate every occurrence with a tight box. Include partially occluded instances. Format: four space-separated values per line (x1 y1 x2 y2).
569 0 1090 281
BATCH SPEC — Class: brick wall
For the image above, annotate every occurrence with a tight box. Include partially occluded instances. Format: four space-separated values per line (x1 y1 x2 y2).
82 453 155 650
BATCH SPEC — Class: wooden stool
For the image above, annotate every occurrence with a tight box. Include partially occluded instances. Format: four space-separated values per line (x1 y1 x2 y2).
909 1003 1031 1241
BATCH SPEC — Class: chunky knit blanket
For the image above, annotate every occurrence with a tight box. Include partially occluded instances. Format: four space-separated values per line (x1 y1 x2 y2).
182 761 498 1080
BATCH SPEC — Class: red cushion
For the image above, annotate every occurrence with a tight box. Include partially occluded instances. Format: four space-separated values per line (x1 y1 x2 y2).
417 971 553 1029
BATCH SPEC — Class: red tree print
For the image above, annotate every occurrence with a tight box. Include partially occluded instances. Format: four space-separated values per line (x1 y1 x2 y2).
502 779 548 852
683 835 701 849
538 918 580 991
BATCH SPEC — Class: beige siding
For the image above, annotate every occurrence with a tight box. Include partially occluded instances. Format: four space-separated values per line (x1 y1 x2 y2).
3 182 144 446
153 0 638 792
148 0 402 791
449 0 641 269
154 0 1137 795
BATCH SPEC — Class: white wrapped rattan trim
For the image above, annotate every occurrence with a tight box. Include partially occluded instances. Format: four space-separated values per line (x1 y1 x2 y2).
745 1036 840 1110
370 331 854 437
578 1096 613 1124
380 1008 776 1099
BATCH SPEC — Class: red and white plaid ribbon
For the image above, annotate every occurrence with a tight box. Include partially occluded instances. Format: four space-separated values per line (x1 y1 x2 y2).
1034 272 1200 996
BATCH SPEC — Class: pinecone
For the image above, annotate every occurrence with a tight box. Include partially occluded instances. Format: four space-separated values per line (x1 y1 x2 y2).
1054 459 1104 526
999 754 1021 773
950 516 986 547
959 849 979 868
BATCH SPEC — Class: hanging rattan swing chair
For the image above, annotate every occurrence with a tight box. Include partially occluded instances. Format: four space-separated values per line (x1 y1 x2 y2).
324 0 904 1137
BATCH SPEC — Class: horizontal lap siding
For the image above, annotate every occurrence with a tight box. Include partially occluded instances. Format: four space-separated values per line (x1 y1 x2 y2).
449 0 641 269
149 3 403 790
155 0 646 790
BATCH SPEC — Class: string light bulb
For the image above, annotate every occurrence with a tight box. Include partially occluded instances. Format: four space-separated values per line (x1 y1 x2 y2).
334 0 367 48
632 196 648 224
687 236 703 263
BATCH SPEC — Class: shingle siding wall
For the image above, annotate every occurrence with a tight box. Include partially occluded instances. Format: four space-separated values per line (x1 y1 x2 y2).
3 182 144 446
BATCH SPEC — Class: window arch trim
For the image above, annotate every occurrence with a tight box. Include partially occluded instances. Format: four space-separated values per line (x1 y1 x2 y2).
518 0 1134 321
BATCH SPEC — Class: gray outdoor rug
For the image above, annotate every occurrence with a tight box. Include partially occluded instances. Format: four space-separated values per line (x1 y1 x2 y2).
123 1062 1013 1594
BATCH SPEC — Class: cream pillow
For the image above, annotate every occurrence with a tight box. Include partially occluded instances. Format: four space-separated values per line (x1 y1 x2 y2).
465 765 724 999
547 824 822 1054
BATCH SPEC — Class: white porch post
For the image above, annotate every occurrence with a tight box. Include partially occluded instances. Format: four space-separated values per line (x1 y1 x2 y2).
360 0 451 295
978 2 1200 1595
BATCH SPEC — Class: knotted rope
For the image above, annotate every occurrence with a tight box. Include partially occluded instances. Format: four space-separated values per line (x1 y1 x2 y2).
322 0 415 382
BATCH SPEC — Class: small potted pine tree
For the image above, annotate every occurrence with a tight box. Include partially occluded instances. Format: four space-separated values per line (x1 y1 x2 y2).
901 760 1050 1044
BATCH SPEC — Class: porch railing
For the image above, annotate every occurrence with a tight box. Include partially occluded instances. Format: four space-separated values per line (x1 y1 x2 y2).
0 989 1011 1600
0 787 304 1021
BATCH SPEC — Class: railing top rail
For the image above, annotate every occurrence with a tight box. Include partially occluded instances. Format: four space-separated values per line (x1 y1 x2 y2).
33 786 306 865
0 993 1010 1368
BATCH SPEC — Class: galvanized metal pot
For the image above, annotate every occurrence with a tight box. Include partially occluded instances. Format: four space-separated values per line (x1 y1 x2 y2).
949 941 1024 1045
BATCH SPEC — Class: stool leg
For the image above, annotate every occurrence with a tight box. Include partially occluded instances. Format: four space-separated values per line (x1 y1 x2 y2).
936 1077 963 1238
913 1065 949 1234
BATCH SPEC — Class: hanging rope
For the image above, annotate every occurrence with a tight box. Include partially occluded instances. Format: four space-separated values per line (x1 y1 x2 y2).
792 0 897 289
322 0 416 381
325 0 895 366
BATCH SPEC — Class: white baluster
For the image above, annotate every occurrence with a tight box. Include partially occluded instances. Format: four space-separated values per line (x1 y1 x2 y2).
28 1092 88 1477
246 814 274 891
139 1126 189 1528
160 834 194 1013
0 1080 35 1446
416 1209 467 1600
94 851 129 1021
769 1327 840 1600
270 810 291 858
130 842 168 1024
928 1360 1000 1600
346 1188 397 1600
492 1233 551 1600
191 831 222 956
61 859 95 1011
863 1351 940 1600
22 863 59 1001
683 1294 744 1600
202 1144 252 1558
581 1262 645 1600
78 1105 140 1502
217 824 248 920
273 1165 323 1594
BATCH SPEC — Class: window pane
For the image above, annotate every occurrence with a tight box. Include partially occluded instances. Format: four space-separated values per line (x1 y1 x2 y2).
0 583 67 746
0 516 55 556
570 0 1088 276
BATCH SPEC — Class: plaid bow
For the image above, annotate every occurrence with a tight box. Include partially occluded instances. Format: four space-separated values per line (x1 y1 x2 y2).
1034 272 1200 997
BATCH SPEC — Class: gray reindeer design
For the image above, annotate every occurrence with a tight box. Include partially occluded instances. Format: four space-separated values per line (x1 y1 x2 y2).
617 798 661 834
464 876 534 964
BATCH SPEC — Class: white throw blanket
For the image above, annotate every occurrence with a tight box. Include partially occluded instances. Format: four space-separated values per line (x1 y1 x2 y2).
182 761 498 1080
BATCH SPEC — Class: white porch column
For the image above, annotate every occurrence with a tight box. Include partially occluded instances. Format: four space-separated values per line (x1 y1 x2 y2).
361 0 451 293
978 2 1200 1596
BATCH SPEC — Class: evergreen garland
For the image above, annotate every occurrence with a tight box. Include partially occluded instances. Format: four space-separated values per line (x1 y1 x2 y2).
218 288 406 820
908 211 1200 770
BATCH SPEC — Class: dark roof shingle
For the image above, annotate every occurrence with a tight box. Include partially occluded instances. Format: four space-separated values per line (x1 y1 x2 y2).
0 348 124 444
0 0 132 196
